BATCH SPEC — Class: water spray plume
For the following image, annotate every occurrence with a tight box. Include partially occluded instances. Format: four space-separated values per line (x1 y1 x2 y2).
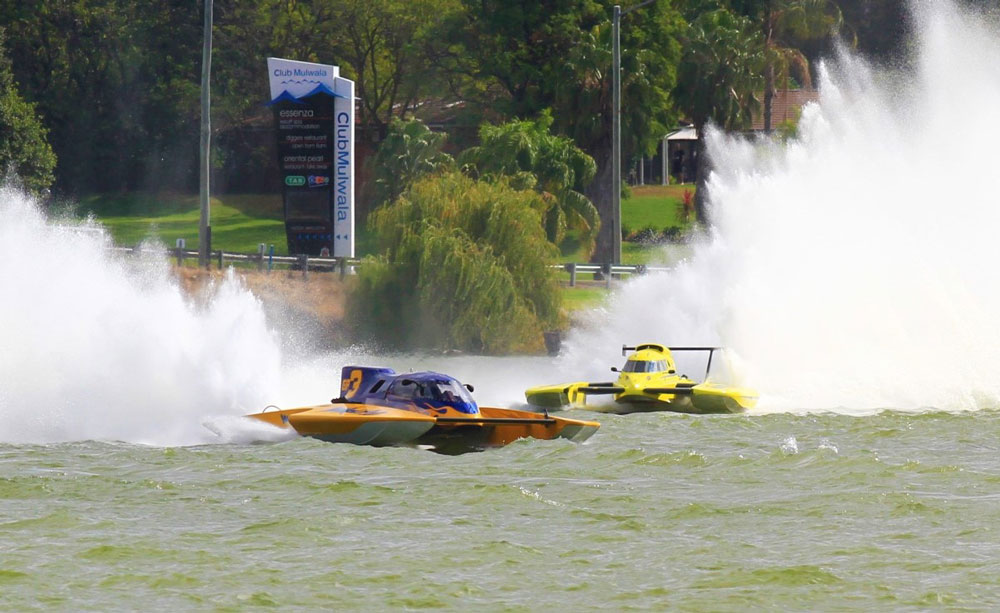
0 187 282 445
567 1 1000 413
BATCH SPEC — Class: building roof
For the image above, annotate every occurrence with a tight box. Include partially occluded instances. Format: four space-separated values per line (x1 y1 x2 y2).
664 125 698 141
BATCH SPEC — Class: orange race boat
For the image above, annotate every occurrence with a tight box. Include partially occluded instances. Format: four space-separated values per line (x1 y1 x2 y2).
245 366 599 453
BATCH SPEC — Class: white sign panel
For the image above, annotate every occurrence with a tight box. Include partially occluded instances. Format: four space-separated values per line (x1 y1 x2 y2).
267 57 338 100
267 57 354 258
332 77 355 258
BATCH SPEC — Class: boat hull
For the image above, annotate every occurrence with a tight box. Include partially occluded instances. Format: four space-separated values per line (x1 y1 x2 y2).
525 382 758 415
245 403 599 451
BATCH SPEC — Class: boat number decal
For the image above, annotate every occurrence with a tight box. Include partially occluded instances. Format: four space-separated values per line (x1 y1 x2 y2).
342 369 363 397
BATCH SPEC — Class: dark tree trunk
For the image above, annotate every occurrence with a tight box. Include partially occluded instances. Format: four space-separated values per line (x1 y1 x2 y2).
586 141 615 265
764 62 775 133
763 1 775 134
693 124 709 226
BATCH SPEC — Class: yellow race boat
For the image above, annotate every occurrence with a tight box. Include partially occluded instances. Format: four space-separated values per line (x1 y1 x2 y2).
525 344 757 414
245 366 599 453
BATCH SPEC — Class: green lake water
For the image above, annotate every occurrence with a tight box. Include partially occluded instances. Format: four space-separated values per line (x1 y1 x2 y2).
5 408 1000 611
8 1 1000 602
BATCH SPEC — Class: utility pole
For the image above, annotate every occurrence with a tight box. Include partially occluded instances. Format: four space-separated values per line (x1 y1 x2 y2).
198 0 213 268
612 4 621 267
611 0 655 266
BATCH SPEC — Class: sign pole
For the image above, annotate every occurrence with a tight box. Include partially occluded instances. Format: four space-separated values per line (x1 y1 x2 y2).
198 0 213 269
612 4 621 266
611 0 655 266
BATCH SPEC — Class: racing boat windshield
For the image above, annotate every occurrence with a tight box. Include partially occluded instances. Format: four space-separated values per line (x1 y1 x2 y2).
430 380 477 410
386 374 480 414
622 359 668 373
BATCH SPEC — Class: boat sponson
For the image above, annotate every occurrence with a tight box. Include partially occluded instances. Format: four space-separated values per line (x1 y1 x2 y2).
525 382 590 408
475 406 599 445
246 404 437 445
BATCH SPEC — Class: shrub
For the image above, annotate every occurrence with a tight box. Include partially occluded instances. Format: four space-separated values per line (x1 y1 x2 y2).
0 28 55 194
349 172 562 354
460 112 599 256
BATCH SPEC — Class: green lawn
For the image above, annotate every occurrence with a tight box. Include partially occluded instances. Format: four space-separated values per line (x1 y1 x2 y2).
558 183 696 264
560 286 608 312
81 190 685 314
621 183 695 234
83 184 693 262
79 193 376 256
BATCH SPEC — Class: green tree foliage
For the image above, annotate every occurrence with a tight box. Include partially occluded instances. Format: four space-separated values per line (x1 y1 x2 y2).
745 0 844 132
673 8 764 221
438 0 684 263
695 0 903 65
350 172 562 354
0 0 201 193
0 0 457 195
329 0 458 139
837 0 905 62
0 28 55 194
370 118 453 209
217 0 458 131
459 111 599 253
0 0 909 200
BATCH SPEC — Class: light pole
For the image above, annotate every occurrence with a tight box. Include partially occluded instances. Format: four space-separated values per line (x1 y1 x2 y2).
612 0 655 265
198 0 213 268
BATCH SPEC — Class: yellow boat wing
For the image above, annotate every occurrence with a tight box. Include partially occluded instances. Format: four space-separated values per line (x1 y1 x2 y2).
689 383 759 413
525 382 593 409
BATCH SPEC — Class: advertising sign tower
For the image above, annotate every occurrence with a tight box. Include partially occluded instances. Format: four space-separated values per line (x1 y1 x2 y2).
267 57 354 257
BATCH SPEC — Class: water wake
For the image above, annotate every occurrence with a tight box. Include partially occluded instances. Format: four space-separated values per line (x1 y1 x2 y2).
0 188 282 445
6 1 999 443
566 1 1000 413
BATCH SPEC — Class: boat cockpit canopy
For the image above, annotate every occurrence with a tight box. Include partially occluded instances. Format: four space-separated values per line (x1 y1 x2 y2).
622 359 668 373
389 375 479 414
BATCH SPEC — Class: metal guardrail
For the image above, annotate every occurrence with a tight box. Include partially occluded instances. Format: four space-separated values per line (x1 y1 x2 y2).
113 243 361 279
113 241 668 286
556 262 672 288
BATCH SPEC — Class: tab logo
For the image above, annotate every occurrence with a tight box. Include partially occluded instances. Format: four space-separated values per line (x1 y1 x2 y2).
285 175 306 186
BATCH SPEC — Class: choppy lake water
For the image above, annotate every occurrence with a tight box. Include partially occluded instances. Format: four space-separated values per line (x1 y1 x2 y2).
7 1 1000 609
5 407 1000 610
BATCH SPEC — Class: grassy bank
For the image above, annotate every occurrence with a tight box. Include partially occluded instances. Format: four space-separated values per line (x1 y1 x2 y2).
557 183 695 264
81 186 693 313
555 183 695 310
623 184 693 232
80 193 377 256
83 186 693 258
80 193 288 253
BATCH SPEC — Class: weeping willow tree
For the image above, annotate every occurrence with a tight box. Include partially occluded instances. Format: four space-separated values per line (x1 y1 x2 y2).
349 171 562 354
459 111 599 256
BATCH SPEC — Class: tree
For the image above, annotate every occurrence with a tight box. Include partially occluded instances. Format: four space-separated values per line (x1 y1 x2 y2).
350 172 562 354
460 111 599 253
211 0 459 193
735 0 844 132
0 0 202 193
370 117 453 209
673 8 765 222
329 0 458 139
837 0 905 63
0 28 55 194
437 0 684 264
